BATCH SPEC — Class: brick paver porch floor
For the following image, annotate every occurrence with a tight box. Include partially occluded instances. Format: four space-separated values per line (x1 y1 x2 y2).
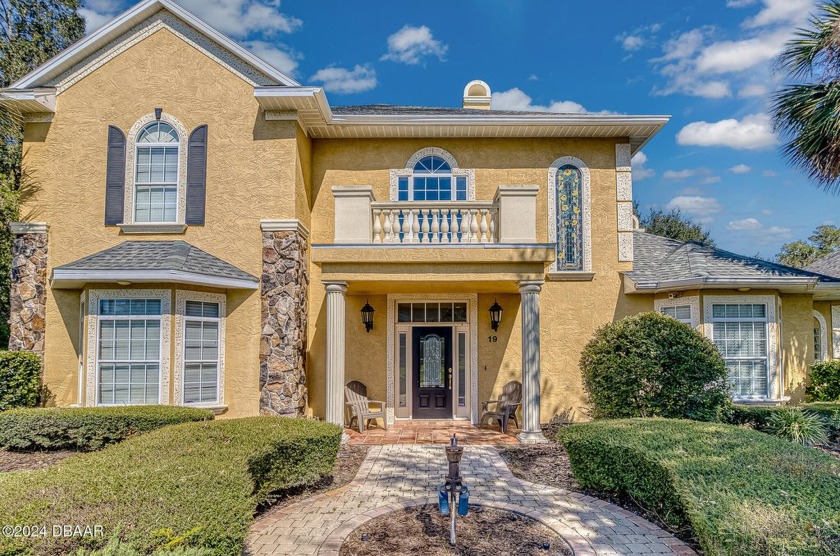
343 419 521 445
247 444 696 556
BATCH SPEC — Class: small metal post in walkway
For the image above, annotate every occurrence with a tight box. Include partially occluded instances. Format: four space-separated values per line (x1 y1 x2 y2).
438 434 470 545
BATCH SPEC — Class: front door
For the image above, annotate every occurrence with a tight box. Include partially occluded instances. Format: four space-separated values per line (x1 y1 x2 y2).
412 326 452 418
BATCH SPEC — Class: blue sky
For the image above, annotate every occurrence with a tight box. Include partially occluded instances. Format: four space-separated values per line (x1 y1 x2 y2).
82 0 834 258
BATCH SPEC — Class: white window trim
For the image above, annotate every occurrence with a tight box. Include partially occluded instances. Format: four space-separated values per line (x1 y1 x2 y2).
814 310 828 363
547 156 592 273
389 147 475 201
173 291 226 409
832 306 840 360
85 289 171 406
121 113 189 230
654 295 700 331
702 294 779 401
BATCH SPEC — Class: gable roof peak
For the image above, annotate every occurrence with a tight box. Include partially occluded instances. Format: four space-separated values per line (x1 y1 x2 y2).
8 0 298 90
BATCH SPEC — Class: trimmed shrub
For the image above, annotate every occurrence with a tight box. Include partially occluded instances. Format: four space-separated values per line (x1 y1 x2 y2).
0 417 342 555
580 312 731 421
765 407 828 445
559 419 840 556
806 361 840 402
728 404 782 429
0 350 42 411
0 406 214 451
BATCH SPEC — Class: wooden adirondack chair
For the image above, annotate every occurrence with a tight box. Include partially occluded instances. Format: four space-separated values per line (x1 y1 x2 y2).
480 380 522 433
344 380 388 433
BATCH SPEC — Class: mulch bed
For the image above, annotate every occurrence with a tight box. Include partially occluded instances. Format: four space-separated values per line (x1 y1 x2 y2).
340 504 572 556
0 449 78 472
497 424 700 552
257 444 369 515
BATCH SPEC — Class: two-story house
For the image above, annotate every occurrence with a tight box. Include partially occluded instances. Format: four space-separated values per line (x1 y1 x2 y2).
4 0 840 442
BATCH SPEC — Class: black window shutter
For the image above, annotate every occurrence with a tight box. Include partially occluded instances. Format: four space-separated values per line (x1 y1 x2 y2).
104 125 126 226
186 124 208 225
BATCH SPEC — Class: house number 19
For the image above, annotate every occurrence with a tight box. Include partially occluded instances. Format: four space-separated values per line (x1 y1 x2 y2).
488 335 498 343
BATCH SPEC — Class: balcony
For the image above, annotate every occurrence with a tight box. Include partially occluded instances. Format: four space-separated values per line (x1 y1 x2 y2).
332 185 539 245
316 185 554 289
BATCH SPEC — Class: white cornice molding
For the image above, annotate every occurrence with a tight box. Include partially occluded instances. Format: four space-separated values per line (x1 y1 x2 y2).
117 223 187 234
10 222 48 234
260 218 310 239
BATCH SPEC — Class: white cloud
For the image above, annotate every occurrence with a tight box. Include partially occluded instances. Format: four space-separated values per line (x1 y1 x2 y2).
527 74 539 81
176 0 301 37
309 65 377 94
381 25 447 65
744 0 815 28
727 0 757 6
762 209 774 215
80 7 115 32
701 176 722 185
622 35 645 51
662 167 714 181
763 170 778 177
631 151 655 181
727 217 762 230
726 216 792 243
243 40 299 74
694 29 790 74
738 83 769 97
491 88 614 114
676 114 777 150
665 196 723 222
730 164 752 174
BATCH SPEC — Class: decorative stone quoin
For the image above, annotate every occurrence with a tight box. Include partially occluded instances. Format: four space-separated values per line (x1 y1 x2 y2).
8 223 49 357
259 224 309 416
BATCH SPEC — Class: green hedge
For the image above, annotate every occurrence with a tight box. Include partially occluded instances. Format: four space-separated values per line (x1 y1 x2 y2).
806 361 840 401
0 350 42 411
0 406 215 451
0 417 342 555
559 419 840 556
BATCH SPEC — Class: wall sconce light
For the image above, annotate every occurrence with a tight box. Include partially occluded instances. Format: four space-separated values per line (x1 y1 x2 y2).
361 300 375 333
489 299 503 332
154 107 163 120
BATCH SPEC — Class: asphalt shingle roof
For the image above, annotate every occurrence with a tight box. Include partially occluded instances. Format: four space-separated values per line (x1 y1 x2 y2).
628 231 837 286
55 241 257 283
805 250 840 279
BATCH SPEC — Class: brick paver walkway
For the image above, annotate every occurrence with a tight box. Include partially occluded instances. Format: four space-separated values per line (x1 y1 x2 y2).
246 445 696 556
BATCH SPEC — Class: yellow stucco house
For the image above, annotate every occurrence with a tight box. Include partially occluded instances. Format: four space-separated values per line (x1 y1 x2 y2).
5 0 840 443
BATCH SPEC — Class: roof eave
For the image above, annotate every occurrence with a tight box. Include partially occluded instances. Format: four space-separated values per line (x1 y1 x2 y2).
51 269 259 290
0 88 56 113
626 276 821 294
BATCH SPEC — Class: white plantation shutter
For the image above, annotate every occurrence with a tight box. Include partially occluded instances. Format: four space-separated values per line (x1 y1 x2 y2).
182 301 220 404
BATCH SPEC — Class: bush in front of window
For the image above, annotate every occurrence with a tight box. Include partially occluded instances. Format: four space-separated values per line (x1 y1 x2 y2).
0 350 42 411
580 312 731 421
765 407 829 446
559 419 840 556
806 360 840 402
0 417 342 555
0 406 214 451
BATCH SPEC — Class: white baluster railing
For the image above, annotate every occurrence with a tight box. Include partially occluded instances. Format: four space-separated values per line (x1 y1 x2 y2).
370 201 497 244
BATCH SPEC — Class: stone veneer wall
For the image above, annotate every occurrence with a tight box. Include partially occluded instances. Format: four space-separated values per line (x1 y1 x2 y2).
260 230 309 416
9 232 48 356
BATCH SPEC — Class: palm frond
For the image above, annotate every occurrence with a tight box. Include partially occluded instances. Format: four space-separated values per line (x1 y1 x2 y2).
776 1 840 80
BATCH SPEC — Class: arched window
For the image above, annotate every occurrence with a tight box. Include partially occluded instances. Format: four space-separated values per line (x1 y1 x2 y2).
134 122 179 223
396 154 468 201
555 164 584 270
814 310 828 362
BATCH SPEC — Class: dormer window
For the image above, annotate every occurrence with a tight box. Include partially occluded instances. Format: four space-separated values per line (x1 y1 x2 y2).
135 122 179 223
391 148 474 202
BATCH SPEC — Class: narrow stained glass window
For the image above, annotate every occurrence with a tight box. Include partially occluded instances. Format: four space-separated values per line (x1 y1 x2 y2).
555 165 583 271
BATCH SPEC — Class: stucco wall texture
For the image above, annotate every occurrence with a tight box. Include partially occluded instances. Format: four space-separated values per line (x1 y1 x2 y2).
17 20 829 422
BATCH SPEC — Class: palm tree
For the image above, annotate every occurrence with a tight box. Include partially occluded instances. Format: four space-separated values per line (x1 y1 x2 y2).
773 1 840 193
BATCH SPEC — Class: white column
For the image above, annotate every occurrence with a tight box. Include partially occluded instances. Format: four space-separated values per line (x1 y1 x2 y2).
517 280 548 444
324 281 348 428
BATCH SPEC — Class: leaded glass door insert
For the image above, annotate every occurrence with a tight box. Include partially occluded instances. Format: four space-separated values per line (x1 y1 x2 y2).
412 326 452 418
